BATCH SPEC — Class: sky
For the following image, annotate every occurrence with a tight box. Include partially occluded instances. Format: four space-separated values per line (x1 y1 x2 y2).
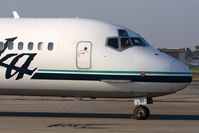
0 0 199 49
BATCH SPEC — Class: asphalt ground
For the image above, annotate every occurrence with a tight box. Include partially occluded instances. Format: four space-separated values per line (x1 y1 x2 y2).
0 82 198 133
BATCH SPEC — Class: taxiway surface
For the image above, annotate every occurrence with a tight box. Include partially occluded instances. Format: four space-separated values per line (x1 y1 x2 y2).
0 82 198 133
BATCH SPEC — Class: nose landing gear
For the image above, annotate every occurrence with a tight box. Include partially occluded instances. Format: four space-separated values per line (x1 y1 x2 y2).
133 105 150 120
133 97 153 120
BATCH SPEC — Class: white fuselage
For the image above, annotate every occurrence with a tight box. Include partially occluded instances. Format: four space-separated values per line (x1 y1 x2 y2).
0 18 192 98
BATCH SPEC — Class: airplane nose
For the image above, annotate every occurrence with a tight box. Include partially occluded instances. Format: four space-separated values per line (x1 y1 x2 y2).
171 60 192 92
171 60 191 74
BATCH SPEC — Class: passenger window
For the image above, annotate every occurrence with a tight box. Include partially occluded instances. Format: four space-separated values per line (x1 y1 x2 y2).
8 42 14 50
28 42 33 50
18 42 24 50
107 38 119 49
121 38 131 48
38 42 43 51
118 29 128 37
0 42 4 50
48 42 54 51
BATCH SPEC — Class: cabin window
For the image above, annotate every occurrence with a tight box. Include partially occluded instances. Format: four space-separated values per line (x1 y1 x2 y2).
28 42 33 50
18 42 24 50
107 38 119 49
8 42 14 50
121 38 131 48
48 42 54 51
38 42 43 51
118 29 128 37
0 42 4 50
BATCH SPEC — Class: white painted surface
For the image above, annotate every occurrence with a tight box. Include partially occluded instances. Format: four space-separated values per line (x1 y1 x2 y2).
0 18 192 98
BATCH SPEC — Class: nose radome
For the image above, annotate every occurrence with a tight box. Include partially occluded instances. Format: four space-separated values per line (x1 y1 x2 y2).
171 60 191 73
171 60 192 92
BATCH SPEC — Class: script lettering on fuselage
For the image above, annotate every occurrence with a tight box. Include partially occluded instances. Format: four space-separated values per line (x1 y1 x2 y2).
0 37 37 80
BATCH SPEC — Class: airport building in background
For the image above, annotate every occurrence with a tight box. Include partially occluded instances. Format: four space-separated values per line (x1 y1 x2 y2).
159 48 186 64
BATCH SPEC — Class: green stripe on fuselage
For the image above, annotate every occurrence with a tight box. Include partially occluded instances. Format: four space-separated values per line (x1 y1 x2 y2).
37 69 192 75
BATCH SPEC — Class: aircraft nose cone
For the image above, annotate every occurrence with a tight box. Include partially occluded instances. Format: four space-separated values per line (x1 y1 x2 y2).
171 60 191 74
171 60 192 92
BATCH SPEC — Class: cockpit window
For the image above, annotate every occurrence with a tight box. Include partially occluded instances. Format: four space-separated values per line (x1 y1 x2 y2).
121 38 131 48
106 29 150 52
130 38 149 46
142 38 150 46
118 29 128 37
107 38 119 49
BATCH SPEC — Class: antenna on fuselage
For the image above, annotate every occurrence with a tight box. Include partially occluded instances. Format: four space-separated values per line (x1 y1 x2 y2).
12 11 20 19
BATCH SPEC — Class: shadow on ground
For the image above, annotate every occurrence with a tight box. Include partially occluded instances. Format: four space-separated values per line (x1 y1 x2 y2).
0 112 198 120
150 114 199 120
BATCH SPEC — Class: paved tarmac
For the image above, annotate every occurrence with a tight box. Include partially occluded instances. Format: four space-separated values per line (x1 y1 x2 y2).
0 82 198 133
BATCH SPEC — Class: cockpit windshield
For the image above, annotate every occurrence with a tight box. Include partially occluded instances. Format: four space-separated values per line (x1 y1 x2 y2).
130 38 149 47
106 29 150 51
118 29 129 37
121 38 131 48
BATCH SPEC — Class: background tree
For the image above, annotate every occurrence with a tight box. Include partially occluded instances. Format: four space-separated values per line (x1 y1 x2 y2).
185 47 192 67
